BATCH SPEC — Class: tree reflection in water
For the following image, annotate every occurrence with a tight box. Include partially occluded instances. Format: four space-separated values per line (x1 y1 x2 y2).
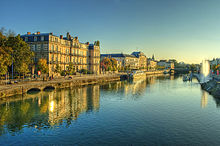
0 74 176 136
0 85 100 135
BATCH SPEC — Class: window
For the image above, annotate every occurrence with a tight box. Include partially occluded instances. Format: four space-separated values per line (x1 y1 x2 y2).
51 45 54 51
41 36 44 41
37 44 41 50
25 37 28 42
34 36 37 42
44 44 48 50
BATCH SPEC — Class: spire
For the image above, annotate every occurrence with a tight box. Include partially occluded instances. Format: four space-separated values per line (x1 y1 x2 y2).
152 54 155 60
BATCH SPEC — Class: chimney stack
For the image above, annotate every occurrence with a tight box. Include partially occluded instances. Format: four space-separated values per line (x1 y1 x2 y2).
27 32 31 35
60 35 63 39
37 31 40 35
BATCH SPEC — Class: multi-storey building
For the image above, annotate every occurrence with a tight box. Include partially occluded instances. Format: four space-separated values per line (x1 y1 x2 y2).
100 53 139 70
157 60 175 69
21 32 100 75
131 51 147 69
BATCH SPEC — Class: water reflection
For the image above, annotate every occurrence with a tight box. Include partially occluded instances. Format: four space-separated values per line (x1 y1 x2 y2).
201 91 208 108
0 85 100 135
0 74 194 136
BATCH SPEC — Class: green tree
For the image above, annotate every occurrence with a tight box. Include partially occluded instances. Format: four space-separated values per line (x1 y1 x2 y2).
7 34 34 77
54 63 61 74
67 62 75 75
0 31 12 76
37 59 48 74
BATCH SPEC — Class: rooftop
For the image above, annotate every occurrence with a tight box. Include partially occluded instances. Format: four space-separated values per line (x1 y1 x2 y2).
101 53 136 58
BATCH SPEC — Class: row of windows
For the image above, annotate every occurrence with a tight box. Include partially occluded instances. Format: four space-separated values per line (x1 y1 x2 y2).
50 36 70 46
31 44 48 51
51 45 87 55
25 36 45 42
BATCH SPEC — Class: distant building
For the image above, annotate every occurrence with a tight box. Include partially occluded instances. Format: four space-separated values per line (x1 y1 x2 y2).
157 60 174 69
131 51 147 69
21 32 100 75
210 58 220 66
148 60 157 70
101 53 139 70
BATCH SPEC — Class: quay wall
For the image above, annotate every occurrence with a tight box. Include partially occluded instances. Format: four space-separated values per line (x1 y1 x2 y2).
0 75 120 98
194 73 220 97
146 70 166 75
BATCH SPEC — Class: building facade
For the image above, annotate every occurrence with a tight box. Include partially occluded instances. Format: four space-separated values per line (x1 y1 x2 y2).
101 53 139 70
157 60 175 69
131 51 147 69
21 32 100 75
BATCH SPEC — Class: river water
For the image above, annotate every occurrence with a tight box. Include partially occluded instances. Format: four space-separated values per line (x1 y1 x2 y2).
1 75 220 145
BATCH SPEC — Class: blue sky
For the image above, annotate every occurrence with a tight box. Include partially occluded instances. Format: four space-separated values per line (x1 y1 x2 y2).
1 0 220 63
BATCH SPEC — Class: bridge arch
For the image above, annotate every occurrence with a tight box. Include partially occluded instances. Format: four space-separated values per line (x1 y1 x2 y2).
43 86 55 91
27 88 41 94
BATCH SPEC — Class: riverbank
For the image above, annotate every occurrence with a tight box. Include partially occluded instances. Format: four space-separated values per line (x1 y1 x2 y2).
0 70 169 98
0 74 121 98
194 74 220 97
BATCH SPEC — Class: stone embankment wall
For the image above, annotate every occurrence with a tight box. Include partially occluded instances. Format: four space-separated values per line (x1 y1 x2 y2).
195 74 220 97
0 75 120 98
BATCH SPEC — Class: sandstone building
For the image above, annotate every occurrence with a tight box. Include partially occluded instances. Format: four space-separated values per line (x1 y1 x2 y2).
21 32 100 75
100 53 139 70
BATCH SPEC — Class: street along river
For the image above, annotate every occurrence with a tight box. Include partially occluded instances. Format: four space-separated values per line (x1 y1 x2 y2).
1 75 220 145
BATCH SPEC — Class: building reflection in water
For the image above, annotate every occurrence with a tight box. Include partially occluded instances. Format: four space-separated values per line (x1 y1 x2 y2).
201 90 208 108
0 85 100 134
0 74 180 135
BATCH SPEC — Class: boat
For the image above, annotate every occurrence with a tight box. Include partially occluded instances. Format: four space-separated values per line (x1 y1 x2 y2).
183 75 188 81
129 70 146 80
163 70 168 74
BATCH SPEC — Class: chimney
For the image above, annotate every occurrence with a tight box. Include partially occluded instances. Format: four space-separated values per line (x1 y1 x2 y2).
27 32 31 35
37 31 40 35
60 35 63 39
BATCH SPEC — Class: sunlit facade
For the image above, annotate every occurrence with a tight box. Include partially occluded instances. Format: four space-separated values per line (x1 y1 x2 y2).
21 32 100 75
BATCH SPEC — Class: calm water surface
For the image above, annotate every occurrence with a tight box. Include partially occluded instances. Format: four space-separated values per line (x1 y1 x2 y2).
1 75 220 145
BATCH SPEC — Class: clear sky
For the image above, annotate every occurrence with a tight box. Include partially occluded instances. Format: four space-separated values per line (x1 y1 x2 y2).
1 0 220 63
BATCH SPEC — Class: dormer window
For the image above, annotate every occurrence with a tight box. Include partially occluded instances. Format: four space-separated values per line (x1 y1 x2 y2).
25 37 28 42
41 36 44 41
34 36 37 42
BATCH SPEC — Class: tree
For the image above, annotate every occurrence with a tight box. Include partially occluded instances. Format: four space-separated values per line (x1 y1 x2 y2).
94 40 100 46
7 34 34 77
37 59 48 74
67 62 75 75
54 63 61 74
0 31 12 76
110 58 118 71
101 57 112 71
